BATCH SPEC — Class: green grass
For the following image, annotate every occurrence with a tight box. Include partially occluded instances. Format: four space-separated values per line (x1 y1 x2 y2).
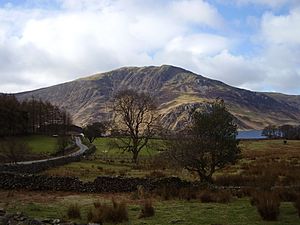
92 137 165 157
240 139 300 152
43 160 132 181
3 193 300 225
0 135 58 158
44 139 300 182
42 159 182 181
20 135 58 154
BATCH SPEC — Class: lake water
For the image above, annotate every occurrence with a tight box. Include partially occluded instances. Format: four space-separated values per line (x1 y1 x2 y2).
237 130 266 139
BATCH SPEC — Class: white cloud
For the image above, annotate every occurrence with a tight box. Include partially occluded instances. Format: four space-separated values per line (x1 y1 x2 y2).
0 0 299 95
170 0 223 28
256 8 300 93
261 8 300 45
197 50 264 86
0 0 228 93
164 34 229 56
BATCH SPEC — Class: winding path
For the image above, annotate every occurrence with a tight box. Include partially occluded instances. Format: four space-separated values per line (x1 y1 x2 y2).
9 137 89 165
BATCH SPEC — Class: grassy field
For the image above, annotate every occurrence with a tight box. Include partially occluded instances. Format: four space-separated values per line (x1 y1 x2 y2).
42 159 189 181
43 139 300 184
1 190 299 225
213 139 300 186
43 137 167 180
20 135 58 155
92 137 165 157
0 135 58 161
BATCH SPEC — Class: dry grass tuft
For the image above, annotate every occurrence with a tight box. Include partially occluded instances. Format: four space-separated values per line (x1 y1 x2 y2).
139 199 155 218
87 198 128 224
251 191 281 221
67 203 81 219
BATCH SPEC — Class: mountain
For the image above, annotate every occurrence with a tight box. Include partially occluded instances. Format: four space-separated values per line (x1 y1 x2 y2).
16 65 300 130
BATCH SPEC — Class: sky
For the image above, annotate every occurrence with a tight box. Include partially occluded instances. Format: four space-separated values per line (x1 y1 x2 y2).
0 0 300 94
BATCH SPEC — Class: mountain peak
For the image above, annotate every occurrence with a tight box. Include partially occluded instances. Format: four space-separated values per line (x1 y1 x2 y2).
16 65 300 130
81 65 196 81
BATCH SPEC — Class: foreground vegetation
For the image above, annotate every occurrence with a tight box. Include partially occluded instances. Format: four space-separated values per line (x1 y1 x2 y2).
2 138 300 223
1 190 299 225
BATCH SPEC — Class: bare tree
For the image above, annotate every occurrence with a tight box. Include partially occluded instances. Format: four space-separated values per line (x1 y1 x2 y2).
166 99 240 183
111 89 159 163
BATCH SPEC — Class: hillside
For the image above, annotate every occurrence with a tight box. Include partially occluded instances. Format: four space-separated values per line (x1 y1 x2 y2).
16 65 300 130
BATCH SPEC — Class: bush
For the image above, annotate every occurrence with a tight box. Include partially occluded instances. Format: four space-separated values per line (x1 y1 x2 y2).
253 191 280 221
93 200 102 208
178 187 198 201
294 195 300 217
199 189 232 203
154 186 173 200
215 190 232 203
275 188 298 202
67 203 81 219
139 199 155 218
231 188 252 198
87 199 128 224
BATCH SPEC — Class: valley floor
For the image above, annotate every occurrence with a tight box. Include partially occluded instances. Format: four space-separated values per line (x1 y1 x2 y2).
1 138 300 224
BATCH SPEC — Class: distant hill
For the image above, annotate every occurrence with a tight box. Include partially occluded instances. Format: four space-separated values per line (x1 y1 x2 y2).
16 65 300 130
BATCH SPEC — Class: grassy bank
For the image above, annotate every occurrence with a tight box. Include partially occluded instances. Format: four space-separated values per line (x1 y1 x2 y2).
1 190 299 225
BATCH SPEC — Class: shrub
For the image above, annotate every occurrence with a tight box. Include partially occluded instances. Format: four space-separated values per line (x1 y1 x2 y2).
294 195 300 217
137 185 150 199
275 188 298 202
139 199 155 218
93 200 102 208
231 188 253 198
154 186 200 201
254 191 280 221
178 187 198 201
159 186 182 200
108 198 128 223
215 190 232 203
154 186 173 200
67 203 81 219
87 199 128 224
199 189 232 203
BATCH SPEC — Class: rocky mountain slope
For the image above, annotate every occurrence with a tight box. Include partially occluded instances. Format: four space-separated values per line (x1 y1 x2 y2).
16 65 300 130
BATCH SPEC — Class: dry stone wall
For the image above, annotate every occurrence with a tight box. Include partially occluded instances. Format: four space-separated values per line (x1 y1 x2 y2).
0 172 191 193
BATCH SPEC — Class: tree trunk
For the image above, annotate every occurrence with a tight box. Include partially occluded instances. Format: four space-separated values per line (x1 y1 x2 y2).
132 151 139 164
198 171 213 184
